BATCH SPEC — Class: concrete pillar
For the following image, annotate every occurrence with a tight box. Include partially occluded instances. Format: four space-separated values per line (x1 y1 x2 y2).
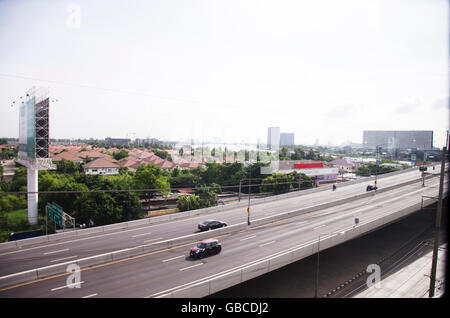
27 167 38 225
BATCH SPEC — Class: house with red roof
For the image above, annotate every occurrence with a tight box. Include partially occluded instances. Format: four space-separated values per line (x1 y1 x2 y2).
329 158 356 173
51 151 84 164
82 157 120 175
78 149 109 160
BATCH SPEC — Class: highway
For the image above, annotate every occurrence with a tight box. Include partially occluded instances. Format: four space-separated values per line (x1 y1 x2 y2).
0 166 445 298
0 167 432 276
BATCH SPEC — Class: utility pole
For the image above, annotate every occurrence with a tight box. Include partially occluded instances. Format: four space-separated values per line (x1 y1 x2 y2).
247 178 251 226
238 179 242 202
429 146 446 297
375 146 380 188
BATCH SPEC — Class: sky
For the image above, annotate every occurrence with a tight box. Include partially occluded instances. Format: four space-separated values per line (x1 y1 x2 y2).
0 0 448 147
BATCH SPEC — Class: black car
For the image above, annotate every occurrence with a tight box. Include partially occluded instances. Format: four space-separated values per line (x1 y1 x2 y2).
366 185 378 191
190 239 222 259
198 220 227 231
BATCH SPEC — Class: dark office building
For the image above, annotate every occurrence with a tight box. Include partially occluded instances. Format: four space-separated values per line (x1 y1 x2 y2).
362 130 433 150
105 137 131 145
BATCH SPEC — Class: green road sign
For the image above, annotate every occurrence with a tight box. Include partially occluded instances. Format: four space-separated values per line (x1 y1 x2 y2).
47 202 63 227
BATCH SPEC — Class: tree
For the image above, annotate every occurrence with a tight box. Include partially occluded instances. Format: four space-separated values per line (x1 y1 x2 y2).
291 147 306 160
177 195 203 212
168 173 201 189
55 159 83 174
133 164 170 197
260 172 302 194
279 147 290 160
10 167 27 192
176 184 220 212
113 150 129 161
154 150 172 162
0 194 26 212
194 185 219 207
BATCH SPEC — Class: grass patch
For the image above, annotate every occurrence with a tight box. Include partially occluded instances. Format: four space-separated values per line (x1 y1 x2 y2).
0 209 46 243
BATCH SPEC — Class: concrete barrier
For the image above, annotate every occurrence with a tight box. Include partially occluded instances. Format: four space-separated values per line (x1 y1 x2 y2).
106 223 129 231
76 227 104 236
0 241 17 252
110 248 141 261
76 253 113 269
15 235 48 247
170 280 211 298
47 231 76 242
36 262 72 279
0 269 38 289
241 260 270 282
268 252 292 272
209 270 243 295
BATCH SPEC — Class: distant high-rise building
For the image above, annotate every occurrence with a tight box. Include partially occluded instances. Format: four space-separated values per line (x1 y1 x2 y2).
280 133 295 148
105 137 131 145
362 130 433 150
267 127 280 150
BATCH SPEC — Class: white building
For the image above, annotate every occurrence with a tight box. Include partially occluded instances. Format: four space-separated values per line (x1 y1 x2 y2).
280 133 295 148
267 127 280 150
82 157 120 175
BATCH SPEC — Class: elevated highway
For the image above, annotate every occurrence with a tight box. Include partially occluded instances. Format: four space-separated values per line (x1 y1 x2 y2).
0 165 446 297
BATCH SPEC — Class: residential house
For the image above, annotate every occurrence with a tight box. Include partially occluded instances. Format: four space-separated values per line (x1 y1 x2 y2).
83 157 120 175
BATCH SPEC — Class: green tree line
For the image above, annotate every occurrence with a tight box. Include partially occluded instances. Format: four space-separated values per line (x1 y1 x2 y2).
0 159 314 229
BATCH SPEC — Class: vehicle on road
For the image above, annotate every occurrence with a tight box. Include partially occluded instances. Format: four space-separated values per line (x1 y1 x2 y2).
366 185 378 191
190 239 222 259
198 220 227 231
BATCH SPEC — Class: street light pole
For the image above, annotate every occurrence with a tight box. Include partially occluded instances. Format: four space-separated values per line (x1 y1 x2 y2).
428 146 446 297
238 179 242 202
375 145 380 189
315 230 346 298
247 166 251 226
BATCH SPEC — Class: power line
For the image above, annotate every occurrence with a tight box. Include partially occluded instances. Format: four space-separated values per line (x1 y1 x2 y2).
0 179 314 196
0 72 232 107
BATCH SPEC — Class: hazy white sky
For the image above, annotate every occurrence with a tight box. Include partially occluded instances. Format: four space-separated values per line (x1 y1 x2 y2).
0 0 448 147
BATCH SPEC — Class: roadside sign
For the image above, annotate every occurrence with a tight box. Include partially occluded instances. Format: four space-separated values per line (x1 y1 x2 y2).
47 202 63 227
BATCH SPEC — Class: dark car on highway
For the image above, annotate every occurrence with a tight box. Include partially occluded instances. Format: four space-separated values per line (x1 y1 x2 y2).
198 220 227 231
366 185 378 191
190 239 222 259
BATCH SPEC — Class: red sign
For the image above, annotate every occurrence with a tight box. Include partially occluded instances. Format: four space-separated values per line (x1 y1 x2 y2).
294 162 323 169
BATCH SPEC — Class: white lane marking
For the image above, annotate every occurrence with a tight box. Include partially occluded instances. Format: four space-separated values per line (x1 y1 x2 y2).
51 281 84 291
44 248 69 255
313 224 326 230
240 235 256 242
179 263 203 271
132 232 152 238
162 255 185 263
50 255 77 263
82 293 98 298
143 237 163 243
259 241 276 247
